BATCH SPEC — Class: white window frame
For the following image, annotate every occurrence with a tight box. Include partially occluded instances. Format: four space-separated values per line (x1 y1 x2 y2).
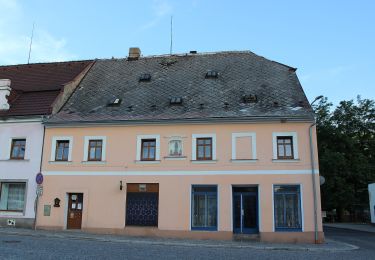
8 137 28 160
272 132 298 160
136 135 160 161
191 134 216 161
51 136 73 162
83 136 107 162
0 181 28 215
231 132 257 160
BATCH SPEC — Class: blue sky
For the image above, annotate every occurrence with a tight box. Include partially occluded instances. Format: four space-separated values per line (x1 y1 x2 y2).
0 0 374 104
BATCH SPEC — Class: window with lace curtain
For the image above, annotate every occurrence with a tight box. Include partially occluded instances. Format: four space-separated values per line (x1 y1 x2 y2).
0 183 26 212
274 185 302 231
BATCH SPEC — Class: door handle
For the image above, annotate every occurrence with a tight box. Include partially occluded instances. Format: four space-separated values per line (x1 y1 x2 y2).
241 209 244 216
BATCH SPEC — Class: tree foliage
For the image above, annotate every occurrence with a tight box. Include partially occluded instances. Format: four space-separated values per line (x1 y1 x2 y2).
314 96 375 221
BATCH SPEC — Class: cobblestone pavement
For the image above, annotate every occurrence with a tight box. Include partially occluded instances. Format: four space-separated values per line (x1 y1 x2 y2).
0 227 373 259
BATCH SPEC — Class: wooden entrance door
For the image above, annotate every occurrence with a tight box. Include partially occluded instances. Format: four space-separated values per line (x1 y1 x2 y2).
67 193 83 229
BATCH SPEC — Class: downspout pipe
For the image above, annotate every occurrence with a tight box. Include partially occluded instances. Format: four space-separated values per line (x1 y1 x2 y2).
309 122 319 243
34 118 46 230
309 95 323 244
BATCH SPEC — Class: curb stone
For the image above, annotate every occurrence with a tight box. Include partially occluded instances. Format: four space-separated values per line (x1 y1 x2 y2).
0 228 358 252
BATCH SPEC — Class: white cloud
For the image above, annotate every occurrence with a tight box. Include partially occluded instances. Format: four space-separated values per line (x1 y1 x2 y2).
140 0 173 30
0 0 76 65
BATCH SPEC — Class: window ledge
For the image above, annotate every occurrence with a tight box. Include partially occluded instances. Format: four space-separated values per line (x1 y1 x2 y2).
272 159 300 163
231 159 258 163
191 227 218 231
0 211 24 216
135 160 161 164
275 228 302 232
164 156 187 161
49 161 73 165
0 159 30 162
81 161 107 165
191 160 217 164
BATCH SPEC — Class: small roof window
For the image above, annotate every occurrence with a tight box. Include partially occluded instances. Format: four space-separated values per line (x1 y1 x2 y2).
205 70 218 79
139 73 151 82
107 98 122 106
242 94 257 103
170 97 183 105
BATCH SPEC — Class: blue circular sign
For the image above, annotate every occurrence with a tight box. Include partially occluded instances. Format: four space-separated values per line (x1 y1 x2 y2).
36 172 43 185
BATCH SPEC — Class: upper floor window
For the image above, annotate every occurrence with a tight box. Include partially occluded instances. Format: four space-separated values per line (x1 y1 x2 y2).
10 139 26 160
0 182 26 212
196 138 212 160
136 135 160 162
168 139 182 157
141 139 156 161
274 185 302 231
88 140 103 161
277 136 294 159
272 132 298 160
55 140 70 161
192 134 216 161
51 136 73 162
83 136 106 162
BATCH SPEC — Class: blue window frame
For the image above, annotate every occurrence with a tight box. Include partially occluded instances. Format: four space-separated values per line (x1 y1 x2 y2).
274 185 302 231
191 185 217 231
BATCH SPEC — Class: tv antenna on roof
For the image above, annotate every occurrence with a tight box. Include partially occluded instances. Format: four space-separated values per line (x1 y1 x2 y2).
27 22 35 64
170 16 173 55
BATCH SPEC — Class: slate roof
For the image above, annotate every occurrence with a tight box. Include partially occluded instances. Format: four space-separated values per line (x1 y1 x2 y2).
0 60 93 117
47 51 313 124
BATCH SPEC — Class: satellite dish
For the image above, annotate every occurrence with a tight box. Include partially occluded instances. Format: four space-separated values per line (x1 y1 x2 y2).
320 176 326 185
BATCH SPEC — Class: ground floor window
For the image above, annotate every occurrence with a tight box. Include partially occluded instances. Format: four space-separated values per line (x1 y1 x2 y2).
0 182 26 212
274 185 302 231
191 185 217 230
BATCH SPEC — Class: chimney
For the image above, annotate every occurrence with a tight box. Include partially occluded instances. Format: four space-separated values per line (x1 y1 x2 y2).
128 47 141 60
0 79 11 110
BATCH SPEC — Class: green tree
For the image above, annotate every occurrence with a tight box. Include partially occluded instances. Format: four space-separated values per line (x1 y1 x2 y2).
314 96 375 222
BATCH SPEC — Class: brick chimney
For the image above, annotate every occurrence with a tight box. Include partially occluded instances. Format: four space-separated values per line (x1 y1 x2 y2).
128 47 141 60
0 79 11 110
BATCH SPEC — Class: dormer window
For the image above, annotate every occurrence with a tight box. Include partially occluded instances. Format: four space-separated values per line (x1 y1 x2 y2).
107 98 122 107
242 94 257 103
139 73 151 82
205 70 218 79
169 97 183 105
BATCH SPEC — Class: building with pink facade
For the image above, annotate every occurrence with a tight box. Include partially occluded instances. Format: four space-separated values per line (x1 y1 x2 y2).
36 50 324 243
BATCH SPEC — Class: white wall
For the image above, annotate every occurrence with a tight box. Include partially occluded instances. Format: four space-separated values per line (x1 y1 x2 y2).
0 121 43 219
369 183 375 224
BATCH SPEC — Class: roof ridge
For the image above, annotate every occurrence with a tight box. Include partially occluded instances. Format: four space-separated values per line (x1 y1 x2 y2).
95 50 296 70
0 59 94 68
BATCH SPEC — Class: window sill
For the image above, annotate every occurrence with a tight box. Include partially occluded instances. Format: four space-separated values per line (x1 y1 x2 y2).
49 161 73 165
164 156 187 161
275 228 302 232
231 159 258 163
81 161 107 165
135 160 161 164
0 211 24 216
272 159 300 163
191 227 218 231
191 160 217 164
0 159 30 162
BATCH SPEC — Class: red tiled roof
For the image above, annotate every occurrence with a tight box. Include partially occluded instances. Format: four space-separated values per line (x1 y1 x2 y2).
0 60 93 117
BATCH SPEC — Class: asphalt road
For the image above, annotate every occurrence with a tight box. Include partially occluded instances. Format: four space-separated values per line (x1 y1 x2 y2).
0 227 374 260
